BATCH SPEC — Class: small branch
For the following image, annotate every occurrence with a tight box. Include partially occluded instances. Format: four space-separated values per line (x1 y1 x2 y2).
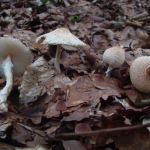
131 11 148 20
53 123 150 138
135 99 150 107
125 20 142 28
90 19 94 43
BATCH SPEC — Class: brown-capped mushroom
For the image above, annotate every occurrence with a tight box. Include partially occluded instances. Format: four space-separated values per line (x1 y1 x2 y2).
56 100 67 115
75 123 91 133
0 36 32 113
130 56 150 93
103 46 125 77
36 28 86 73
75 123 92 145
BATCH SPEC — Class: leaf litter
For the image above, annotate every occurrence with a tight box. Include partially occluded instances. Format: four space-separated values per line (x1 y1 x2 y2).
1 0 150 149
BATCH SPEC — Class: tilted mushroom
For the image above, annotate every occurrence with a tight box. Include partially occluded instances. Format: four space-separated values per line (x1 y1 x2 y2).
36 28 86 73
0 36 32 113
103 46 125 77
130 56 150 93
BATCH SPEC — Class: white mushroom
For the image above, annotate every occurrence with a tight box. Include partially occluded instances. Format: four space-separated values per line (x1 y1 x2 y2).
103 46 125 77
130 56 150 93
0 36 32 113
36 28 86 73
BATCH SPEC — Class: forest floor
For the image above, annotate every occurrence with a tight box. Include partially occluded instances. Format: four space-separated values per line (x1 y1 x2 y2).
0 0 150 149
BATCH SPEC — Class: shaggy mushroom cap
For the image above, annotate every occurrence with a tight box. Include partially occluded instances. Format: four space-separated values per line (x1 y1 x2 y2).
36 28 86 73
103 46 125 68
130 56 150 93
103 46 125 77
0 37 32 77
36 28 86 47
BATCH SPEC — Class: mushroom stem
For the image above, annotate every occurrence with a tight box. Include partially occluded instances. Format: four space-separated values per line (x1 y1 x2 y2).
0 55 13 113
105 65 113 77
54 44 61 74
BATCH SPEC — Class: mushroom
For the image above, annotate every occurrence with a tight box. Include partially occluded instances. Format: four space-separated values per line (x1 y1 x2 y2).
75 123 91 133
103 46 125 77
130 56 150 93
0 36 32 113
36 28 86 73
56 100 67 115
75 123 92 144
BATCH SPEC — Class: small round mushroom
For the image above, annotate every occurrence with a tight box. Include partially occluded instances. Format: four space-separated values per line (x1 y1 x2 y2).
103 46 125 77
36 28 86 74
130 56 150 93
75 123 91 133
0 36 32 113
75 123 91 144
56 100 67 115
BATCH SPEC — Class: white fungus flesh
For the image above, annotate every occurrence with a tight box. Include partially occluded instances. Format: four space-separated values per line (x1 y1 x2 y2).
0 37 31 77
103 46 125 77
36 28 86 73
130 56 150 93
0 36 32 113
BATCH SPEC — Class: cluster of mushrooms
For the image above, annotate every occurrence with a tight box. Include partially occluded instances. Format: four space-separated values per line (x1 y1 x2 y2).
102 45 150 94
0 27 149 114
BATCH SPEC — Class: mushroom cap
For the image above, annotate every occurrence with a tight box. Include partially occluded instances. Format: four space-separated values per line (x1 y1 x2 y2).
103 46 125 68
0 37 32 77
36 28 86 47
75 123 91 133
130 56 150 93
56 100 67 111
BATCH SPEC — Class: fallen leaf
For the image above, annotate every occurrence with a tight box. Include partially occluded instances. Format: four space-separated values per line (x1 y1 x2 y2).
62 140 87 150
19 57 56 104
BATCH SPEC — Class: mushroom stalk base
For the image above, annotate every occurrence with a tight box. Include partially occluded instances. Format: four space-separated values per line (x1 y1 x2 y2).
105 65 113 77
0 55 13 113
54 44 61 74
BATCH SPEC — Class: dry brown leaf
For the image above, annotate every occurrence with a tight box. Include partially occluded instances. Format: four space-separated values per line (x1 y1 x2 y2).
63 105 90 122
0 123 11 139
12 122 33 145
19 57 56 104
112 128 150 150
45 124 61 135
20 93 51 124
62 140 87 150
1 0 150 149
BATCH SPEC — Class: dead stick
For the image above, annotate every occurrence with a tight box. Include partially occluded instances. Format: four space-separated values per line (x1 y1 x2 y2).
54 123 150 138
132 11 148 20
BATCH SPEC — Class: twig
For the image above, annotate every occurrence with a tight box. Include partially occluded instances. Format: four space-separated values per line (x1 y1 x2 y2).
139 16 150 22
90 19 94 43
131 11 148 20
53 123 150 138
135 99 150 107
125 20 142 28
